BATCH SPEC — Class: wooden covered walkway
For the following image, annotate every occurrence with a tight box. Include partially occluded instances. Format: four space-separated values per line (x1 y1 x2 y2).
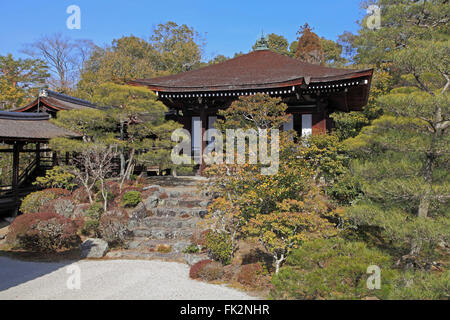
0 111 80 215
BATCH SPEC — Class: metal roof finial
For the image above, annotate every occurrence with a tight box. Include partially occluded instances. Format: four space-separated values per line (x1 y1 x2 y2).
254 31 269 51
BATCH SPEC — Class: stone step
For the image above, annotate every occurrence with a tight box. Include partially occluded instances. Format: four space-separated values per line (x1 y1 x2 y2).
139 216 200 229
132 227 195 240
126 238 191 254
158 198 209 208
105 250 185 263
154 207 208 218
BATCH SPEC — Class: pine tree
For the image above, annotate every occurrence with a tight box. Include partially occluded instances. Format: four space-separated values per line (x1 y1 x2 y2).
344 0 449 267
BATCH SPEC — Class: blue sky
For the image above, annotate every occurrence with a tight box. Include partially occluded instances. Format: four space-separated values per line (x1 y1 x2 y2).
0 0 366 60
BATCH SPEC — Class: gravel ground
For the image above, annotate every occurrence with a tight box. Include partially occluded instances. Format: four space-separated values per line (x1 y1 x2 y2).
0 257 254 300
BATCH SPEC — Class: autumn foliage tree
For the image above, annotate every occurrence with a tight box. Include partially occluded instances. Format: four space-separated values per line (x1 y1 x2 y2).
294 23 324 65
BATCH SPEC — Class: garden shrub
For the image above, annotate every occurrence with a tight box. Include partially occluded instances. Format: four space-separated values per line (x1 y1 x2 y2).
20 189 69 214
190 229 210 248
72 187 91 204
122 191 142 208
95 190 114 203
197 261 224 281
99 209 130 246
81 203 103 236
6 212 81 252
39 197 75 218
183 244 200 254
387 270 449 300
237 263 264 286
270 238 396 300
189 259 212 279
33 166 76 190
205 231 233 265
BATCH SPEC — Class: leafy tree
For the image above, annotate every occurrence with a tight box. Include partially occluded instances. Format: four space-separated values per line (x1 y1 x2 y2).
0 54 48 109
76 36 156 99
320 38 349 67
149 21 205 73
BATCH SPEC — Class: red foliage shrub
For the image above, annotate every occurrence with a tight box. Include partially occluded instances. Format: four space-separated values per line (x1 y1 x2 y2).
44 188 71 198
198 261 224 281
6 212 81 252
189 259 212 279
99 209 130 246
72 187 91 204
39 197 75 218
237 263 264 286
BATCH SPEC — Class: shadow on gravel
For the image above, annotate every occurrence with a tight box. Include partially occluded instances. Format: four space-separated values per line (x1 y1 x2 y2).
0 250 81 292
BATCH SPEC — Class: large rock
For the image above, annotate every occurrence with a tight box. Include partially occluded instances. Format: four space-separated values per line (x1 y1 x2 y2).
80 238 109 258
184 253 210 266
144 196 159 210
143 185 164 193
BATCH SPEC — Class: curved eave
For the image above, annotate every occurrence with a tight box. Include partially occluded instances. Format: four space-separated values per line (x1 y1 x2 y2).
130 69 373 94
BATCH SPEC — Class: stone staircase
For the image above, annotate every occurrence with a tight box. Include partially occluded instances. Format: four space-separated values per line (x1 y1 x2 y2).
106 179 211 262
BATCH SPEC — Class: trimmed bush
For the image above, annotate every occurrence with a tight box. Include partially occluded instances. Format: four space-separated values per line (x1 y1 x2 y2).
72 187 91 204
237 263 264 286
205 231 233 265
387 270 449 300
6 212 81 252
198 261 224 281
20 189 70 214
270 238 396 300
122 191 142 208
81 203 103 236
99 209 130 246
183 244 200 254
189 259 212 279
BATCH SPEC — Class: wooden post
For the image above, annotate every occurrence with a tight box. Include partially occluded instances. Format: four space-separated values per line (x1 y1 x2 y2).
36 143 40 168
199 107 207 175
12 142 20 208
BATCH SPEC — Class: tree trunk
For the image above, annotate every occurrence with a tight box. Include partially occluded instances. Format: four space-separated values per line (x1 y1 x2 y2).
274 253 285 274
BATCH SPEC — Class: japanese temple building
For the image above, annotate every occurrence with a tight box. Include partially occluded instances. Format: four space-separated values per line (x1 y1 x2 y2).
130 40 373 165
12 88 97 118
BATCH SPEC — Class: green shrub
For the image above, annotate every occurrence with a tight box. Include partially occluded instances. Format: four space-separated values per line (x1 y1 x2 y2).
183 244 200 254
122 191 142 208
20 190 57 214
6 212 81 252
81 203 103 236
95 190 114 203
33 166 76 190
271 238 396 300
205 231 233 265
387 270 449 300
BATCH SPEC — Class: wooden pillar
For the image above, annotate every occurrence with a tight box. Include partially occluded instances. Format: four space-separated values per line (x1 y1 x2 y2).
52 151 57 166
36 143 40 168
199 107 207 175
12 143 20 206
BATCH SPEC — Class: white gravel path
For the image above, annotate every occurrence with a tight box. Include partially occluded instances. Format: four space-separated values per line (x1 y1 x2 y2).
0 257 254 300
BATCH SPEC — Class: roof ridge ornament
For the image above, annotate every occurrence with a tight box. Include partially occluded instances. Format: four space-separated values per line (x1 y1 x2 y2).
254 32 269 51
